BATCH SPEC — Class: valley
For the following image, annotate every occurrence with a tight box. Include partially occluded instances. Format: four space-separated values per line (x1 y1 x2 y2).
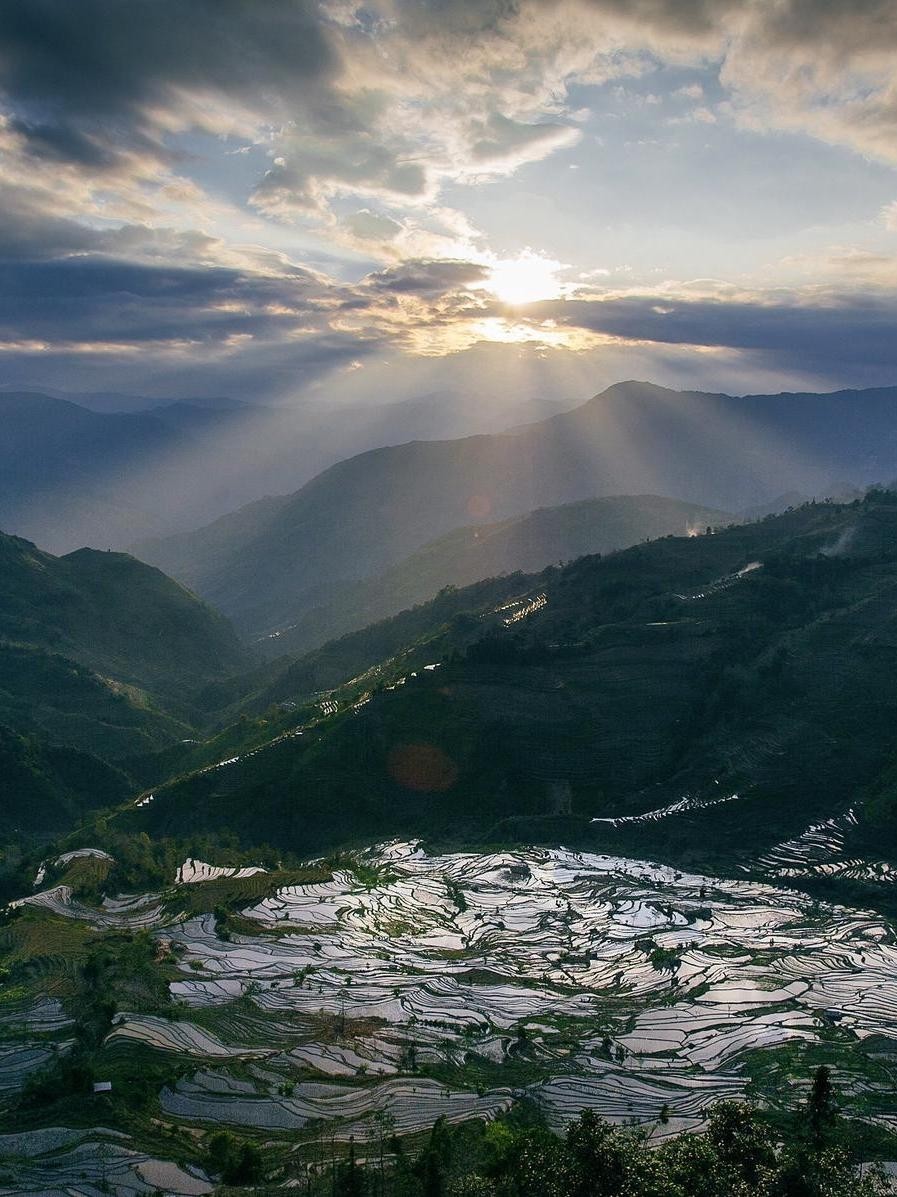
117 491 897 903
134 381 897 640
5 0 897 1188
4 466 897 1191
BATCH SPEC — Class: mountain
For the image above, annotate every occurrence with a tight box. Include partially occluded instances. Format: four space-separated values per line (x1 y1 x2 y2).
0 531 245 774
124 491 897 905
255 494 733 658
0 531 244 696
0 390 585 555
145 398 258 434
36 390 184 413
8 496 897 1191
0 392 198 551
0 724 129 837
135 381 897 637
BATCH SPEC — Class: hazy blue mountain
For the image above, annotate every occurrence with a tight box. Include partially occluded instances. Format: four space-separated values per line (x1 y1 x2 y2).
0 391 178 481
0 389 585 554
0 392 193 551
146 398 260 434
0 392 313 552
135 381 897 636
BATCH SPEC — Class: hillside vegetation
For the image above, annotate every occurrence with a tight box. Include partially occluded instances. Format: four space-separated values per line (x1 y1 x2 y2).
0 725 129 838
119 491 897 903
256 493 732 658
0 531 244 697
0 530 245 840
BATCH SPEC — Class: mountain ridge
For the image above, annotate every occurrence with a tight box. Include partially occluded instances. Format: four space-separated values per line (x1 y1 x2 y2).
123 491 897 890
0 530 246 797
134 380 897 635
253 493 734 658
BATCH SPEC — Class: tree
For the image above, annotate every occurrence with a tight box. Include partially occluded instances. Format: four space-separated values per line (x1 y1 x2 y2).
415 1117 452 1197
705 1102 776 1187
565 1110 636 1196
807 1065 836 1151
335 1139 365 1197
206 1132 263 1186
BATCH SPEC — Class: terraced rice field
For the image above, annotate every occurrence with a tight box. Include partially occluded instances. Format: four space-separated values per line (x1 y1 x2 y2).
752 808 897 883
0 1126 213 1196
9 840 897 1190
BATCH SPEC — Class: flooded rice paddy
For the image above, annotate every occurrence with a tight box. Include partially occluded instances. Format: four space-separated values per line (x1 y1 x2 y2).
9 838 897 1192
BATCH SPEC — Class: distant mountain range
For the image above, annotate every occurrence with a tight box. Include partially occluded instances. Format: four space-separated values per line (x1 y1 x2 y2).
0 389 577 554
135 380 897 637
0 392 243 552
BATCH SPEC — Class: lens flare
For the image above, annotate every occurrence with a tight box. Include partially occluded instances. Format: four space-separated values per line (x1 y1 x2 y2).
387 743 459 792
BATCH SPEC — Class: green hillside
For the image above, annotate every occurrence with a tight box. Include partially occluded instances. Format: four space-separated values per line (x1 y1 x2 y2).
117 491 897 902
257 493 733 658
0 724 129 839
0 530 247 842
8 495 897 1191
0 531 245 702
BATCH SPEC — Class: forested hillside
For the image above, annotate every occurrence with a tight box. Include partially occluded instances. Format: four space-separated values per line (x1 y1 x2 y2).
121 491 897 905
255 493 732 658
0 530 245 842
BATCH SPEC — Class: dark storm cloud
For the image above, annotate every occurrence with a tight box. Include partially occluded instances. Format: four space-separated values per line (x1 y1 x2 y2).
0 188 102 259
0 0 341 203
368 260 489 295
0 0 334 117
535 292 897 370
6 117 122 169
0 257 325 344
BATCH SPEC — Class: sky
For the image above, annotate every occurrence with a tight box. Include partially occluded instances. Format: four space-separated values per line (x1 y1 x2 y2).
1 0 897 407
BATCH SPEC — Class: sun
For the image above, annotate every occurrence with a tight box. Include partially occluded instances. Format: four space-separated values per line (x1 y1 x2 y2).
485 250 565 306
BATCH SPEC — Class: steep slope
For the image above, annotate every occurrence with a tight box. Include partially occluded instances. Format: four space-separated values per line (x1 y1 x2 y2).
0 531 246 772
0 724 129 836
0 531 244 698
135 381 897 636
126 492 897 889
256 494 733 657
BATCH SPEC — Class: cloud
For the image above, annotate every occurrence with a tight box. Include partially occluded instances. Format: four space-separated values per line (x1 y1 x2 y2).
367 260 489 295
0 1 334 122
1 1 897 400
342 209 404 243
467 113 581 169
531 286 897 372
4 0 897 229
